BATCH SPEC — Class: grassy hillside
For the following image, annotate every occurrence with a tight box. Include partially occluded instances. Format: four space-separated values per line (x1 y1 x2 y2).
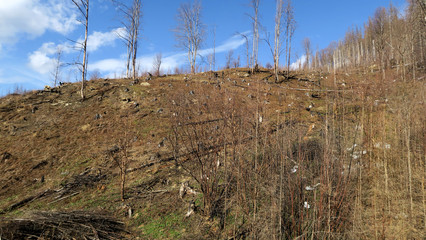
0 68 424 239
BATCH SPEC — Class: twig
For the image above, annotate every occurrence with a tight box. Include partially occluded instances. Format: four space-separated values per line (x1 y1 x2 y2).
48 192 80 204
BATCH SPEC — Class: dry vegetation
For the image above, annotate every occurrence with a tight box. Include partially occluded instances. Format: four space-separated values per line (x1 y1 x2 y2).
0 1 424 239
0 65 424 239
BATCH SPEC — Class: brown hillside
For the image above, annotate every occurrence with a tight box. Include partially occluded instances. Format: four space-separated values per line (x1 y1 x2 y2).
0 68 424 239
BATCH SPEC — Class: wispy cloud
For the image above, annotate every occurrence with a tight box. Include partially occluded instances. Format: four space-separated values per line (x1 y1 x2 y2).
199 32 249 56
89 33 249 77
0 0 77 45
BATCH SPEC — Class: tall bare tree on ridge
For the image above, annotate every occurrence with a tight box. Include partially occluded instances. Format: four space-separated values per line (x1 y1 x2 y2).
72 0 89 99
173 0 205 74
114 0 142 80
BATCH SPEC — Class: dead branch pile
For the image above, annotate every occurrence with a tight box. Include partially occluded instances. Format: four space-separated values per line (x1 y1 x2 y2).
57 169 106 198
0 211 127 240
1 169 106 214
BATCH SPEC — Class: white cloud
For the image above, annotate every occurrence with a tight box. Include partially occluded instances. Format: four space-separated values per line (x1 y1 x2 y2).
28 26 122 76
0 0 78 44
27 42 73 75
28 42 57 75
85 28 124 52
290 55 306 70
89 58 125 74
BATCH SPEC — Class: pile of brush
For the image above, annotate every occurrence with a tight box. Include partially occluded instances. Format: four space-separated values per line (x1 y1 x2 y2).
0 211 127 239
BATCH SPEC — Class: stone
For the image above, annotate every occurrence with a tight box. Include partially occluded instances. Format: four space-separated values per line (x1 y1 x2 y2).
1 152 11 161
107 145 120 154
185 200 195 217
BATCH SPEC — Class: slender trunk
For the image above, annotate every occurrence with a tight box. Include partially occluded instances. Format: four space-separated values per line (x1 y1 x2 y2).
132 34 138 79
251 0 259 73
406 121 414 219
274 0 282 82
126 45 131 78
213 26 216 71
333 51 337 87
411 35 416 80
121 167 125 201
81 2 89 100
246 37 249 68
382 108 390 214
287 37 292 79
127 32 134 78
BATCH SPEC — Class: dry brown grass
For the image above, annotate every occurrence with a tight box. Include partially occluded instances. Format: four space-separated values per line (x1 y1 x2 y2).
0 67 424 239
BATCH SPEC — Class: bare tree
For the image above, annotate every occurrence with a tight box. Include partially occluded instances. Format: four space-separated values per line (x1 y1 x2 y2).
302 37 312 70
212 25 216 71
173 0 205 74
284 0 296 79
225 49 234 69
264 0 285 82
207 26 217 72
372 7 388 79
114 0 142 80
152 52 162 76
72 0 89 99
233 55 241 68
274 0 285 81
51 47 63 87
108 135 131 202
207 53 214 72
237 33 250 68
248 0 261 72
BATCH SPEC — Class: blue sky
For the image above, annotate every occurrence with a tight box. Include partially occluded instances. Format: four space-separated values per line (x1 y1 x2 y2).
0 0 406 96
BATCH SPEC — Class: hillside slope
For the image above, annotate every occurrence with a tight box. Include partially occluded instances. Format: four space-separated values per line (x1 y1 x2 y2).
0 68 424 239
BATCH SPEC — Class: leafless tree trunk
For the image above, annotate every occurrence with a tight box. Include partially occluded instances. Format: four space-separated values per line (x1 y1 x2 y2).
303 37 312 70
237 32 250 68
173 0 205 74
212 26 216 71
225 50 234 69
108 126 133 202
51 47 63 87
284 0 296 79
234 55 241 68
114 0 142 80
132 1 141 80
264 0 285 82
72 0 89 100
152 52 162 76
274 0 284 81
249 0 260 73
